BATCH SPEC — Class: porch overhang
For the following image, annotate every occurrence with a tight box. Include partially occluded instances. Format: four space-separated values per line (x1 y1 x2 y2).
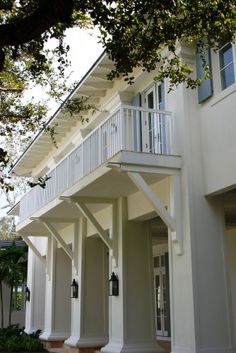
16 151 182 239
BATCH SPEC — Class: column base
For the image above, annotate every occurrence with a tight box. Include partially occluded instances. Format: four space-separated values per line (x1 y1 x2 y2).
40 331 70 348
65 335 108 348
24 328 38 335
101 342 164 353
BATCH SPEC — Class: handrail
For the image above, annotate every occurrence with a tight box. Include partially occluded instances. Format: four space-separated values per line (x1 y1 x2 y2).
121 104 172 115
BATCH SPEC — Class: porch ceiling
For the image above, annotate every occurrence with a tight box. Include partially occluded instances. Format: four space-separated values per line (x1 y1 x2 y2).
20 174 236 237
17 170 165 236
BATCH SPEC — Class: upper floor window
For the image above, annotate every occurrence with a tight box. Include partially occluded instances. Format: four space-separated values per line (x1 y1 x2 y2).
219 43 235 90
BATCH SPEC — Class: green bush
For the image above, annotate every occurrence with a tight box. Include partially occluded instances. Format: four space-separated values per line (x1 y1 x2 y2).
0 325 45 352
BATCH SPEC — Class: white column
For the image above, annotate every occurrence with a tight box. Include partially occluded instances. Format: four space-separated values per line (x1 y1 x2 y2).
65 217 108 348
25 239 46 334
101 197 163 353
40 236 71 342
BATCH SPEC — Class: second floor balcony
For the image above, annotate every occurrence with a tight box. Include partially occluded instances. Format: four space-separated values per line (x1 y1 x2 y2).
18 104 175 223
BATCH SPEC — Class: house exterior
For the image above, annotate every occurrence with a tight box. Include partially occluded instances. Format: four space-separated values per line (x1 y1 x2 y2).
9 42 236 353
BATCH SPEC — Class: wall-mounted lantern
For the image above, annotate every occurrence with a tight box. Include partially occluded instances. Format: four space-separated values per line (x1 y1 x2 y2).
25 286 30 302
109 272 119 296
70 279 78 298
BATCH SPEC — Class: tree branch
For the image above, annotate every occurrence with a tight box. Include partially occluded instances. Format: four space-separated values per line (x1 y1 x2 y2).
0 87 23 92
0 0 75 47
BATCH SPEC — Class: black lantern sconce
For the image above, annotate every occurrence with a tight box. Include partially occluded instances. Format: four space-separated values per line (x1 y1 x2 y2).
70 279 78 298
109 272 119 296
25 286 30 302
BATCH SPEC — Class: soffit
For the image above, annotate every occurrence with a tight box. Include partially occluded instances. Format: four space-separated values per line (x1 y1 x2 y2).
12 52 116 177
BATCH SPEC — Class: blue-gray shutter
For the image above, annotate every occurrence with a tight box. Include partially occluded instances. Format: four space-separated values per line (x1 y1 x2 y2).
196 47 213 103
131 93 142 152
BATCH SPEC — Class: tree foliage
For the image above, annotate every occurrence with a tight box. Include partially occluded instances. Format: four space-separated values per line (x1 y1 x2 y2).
0 217 15 240
0 0 236 189
0 243 27 327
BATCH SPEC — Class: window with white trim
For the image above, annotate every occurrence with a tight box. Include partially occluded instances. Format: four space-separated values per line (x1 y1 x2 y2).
219 43 235 90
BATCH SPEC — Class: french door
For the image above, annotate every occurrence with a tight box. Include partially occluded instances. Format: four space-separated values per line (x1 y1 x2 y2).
142 83 166 154
153 253 170 337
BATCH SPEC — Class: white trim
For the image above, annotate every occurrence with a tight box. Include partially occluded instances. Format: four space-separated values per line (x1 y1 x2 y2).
19 234 46 266
127 172 176 231
70 199 112 249
31 218 73 260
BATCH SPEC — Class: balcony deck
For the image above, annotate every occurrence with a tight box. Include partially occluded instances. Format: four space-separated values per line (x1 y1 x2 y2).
18 104 177 223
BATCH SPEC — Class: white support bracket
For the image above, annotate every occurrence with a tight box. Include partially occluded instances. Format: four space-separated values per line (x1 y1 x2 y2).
31 217 73 261
60 196 118 265
127 171 183 255
127 172 176 231
19 233 46 266
73 200 112 250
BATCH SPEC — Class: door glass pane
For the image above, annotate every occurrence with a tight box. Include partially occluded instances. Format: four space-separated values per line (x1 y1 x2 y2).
156 274 161 331
154 256 159 268
158 85 163 110
153 253 170 337
147 92 154 109
161 255 165 267
149 113 154 152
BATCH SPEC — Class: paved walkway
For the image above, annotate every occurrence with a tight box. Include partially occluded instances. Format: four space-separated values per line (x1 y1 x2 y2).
157 340 171 353
47 340 171 353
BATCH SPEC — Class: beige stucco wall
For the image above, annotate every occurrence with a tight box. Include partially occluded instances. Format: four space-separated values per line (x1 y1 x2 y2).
198 50 236 195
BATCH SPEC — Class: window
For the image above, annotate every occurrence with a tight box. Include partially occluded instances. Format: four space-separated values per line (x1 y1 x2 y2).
12 284 24 311
219 43 235 90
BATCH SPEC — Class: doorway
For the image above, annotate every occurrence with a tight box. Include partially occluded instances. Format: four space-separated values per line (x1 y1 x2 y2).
142 83 166 154
153 253 170 337
151 217 171 339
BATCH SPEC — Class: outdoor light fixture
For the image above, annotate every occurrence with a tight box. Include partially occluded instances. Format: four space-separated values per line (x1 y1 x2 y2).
25 286 30 302
70 279 78 298
109 272 119 296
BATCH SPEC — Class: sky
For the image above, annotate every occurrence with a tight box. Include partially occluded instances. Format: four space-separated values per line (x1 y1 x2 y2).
0 27 103 217
65 27 103 82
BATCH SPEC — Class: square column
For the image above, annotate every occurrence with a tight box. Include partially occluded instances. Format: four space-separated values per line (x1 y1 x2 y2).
40 236 71 343
65 217 108 350
25 243 46 334
101 197 163 353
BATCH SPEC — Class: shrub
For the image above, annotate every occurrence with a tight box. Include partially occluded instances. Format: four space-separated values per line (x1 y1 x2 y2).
0 325 45 352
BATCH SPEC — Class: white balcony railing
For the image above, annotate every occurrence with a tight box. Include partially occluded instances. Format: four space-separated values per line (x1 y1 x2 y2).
19 104 173 222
